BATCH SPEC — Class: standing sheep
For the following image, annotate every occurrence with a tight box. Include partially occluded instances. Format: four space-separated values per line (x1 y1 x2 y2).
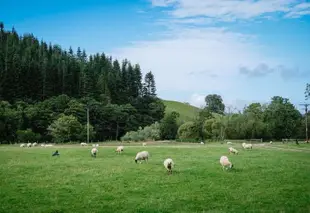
228 147 238 155
27 143 32 148
20 143 25 148
91 148 98 158
220 156 233 170
81 142 87 146
163 158 174 175
242 142 252 149
32 142 38 147
135 151 149 163
115 146 124 154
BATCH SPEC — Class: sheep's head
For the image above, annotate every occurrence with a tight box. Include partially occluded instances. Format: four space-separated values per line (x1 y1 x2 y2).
230 164 234 169
135 159 138 163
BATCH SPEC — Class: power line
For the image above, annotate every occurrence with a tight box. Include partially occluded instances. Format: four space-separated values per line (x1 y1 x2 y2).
299 103 310 143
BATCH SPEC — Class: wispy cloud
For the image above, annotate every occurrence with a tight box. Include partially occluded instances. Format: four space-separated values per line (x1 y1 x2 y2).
150 0 310 22
111 0 310 107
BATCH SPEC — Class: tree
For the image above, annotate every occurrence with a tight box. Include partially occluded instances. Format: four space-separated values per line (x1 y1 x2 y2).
143 71 156 97
47 114 83 143
160 111 180 140
204 94 225 114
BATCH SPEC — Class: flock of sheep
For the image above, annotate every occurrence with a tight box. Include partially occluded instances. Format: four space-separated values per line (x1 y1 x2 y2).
19 140 254 174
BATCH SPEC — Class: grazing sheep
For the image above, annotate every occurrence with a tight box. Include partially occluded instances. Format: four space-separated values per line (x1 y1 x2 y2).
228 147 238 155
91 148 98 158
163 158 174 174
41 144 45 147
220 156 233 170
242 142 252 149
20 143 25 147
81 142 87 146
27 143 32 148
135 151 149 164
227 141 232 145
269 141 273 144
200 141 204 145
142 142 146 146
44 144 53 147
32 142 38 147
92 144 99 147
116 145 124 154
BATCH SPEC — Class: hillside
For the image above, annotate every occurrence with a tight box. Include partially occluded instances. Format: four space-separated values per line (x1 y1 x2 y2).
162 100 200 123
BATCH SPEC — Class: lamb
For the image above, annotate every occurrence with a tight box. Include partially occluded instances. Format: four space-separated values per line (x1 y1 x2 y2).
27 143 32 148
115 146 124 154
91 148 98 158
20 143 25 147
228 147 238 155
242 142 252 149
163 158 174 174
135 151 149 164
220 156 233 170
81 142 87 146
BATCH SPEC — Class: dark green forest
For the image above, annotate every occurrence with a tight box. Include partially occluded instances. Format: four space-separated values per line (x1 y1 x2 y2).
0 23 309 144
0 23 165 143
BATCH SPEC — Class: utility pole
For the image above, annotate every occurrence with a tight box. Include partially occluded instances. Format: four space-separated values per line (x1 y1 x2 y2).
87 107 89 143
299 103 309 143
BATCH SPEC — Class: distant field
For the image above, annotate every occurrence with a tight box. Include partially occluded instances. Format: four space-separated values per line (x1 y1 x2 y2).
1 143 310 213
162 100 200 123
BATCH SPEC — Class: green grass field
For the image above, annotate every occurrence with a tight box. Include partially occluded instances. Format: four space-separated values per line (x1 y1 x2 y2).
1 143 310 213
162 100 200 123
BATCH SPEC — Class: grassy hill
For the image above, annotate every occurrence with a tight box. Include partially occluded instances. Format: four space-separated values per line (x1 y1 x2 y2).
162 100 200 123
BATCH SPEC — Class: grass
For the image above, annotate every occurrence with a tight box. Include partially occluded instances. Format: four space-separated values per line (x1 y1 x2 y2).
1 143 310 213
162 100 200 123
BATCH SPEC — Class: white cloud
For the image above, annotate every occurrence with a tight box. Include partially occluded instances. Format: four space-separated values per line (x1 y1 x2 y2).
110 0 309 108
150 0 310 22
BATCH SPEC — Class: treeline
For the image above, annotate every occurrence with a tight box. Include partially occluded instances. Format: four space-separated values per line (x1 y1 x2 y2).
123 95 309 142
0 23 165 143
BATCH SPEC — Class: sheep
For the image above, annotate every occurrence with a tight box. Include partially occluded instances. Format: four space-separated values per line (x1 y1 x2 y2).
135 151 149 164
81 142 87 146
91 147 98 158
269 141 273 144
220 156 233 170
44 144 53 147
226 141 232 145
32 142 38 147
242 142 252 149
163 158 174 175
142 142 146 146
116 145 124 154
27 143 32 148
41 144 45 147
228 147 238 155
200 141 205 145
92 144 99 147
20 143 25 147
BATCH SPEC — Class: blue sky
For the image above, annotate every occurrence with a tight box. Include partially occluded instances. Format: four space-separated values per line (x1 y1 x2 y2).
2 0 310 111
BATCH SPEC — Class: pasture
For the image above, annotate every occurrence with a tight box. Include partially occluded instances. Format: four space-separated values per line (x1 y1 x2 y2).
0 142 310 213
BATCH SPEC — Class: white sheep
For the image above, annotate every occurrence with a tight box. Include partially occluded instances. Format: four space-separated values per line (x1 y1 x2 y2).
269 141 273 144
32 142 38 147
228 147 238 155
220 156 233 170
44 144 53 147
20 143 25 147
227 141 232 145
163 158 174 174
242 142 252 149
142 142 146 146
200 141 204 145
81 142 87 146
41 144 45 147
115 146 124 154
27 143 32 148
91 147 98 158
135 151 149 164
